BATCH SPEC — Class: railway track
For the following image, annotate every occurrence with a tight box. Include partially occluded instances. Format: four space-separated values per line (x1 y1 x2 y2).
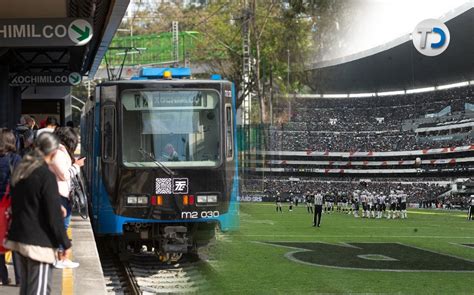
99 245 211 294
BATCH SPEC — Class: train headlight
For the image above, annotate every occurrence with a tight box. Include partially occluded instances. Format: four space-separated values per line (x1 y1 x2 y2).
196 194 218 205
207 195 218 203
197 195 207 204
137 196 148 205
127 196 138 205
126 195 149 206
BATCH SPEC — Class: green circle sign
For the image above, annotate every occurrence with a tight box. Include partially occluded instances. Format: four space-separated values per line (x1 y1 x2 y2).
68 72 82 86
68 19 93 46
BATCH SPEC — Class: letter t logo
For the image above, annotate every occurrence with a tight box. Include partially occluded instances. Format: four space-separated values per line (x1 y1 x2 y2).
417 27 432 49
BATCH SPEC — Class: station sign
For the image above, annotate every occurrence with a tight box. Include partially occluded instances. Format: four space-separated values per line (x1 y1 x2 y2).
0 18 93 47
9 72 82 86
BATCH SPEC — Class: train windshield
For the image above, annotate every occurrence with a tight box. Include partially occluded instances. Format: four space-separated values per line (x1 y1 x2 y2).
121 89 221 168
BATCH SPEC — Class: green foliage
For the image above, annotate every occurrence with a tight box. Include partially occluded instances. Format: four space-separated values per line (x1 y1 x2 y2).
104 32 200 66
105 0 346 121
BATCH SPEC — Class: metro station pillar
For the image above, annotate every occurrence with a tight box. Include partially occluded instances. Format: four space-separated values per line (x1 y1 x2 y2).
0 65 21 129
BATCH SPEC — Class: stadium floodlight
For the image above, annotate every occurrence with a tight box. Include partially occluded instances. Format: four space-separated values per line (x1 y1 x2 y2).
437 81 469 90
323 94 348 98
377 90 405 96
406 87 435 94
349 93 376 98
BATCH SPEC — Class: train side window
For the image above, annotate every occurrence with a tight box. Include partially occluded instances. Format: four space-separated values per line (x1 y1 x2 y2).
102 106 116 162
225 104 233 160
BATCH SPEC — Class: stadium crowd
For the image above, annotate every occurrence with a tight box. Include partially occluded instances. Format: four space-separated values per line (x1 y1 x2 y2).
266 130 471 152
267 86 473 152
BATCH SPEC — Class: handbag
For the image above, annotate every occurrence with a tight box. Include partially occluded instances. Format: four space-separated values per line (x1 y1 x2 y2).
0 184 11 253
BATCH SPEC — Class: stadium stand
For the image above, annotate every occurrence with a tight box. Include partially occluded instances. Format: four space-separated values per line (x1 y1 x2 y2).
268 86 473 152
246 86 474 177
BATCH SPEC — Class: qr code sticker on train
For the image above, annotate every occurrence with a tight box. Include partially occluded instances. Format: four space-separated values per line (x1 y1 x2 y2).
155 178 172 194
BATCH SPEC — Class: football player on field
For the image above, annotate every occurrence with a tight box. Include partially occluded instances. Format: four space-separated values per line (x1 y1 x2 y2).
360 190 368 218
388 190 397 219
275 192 283 213
399 191 408 219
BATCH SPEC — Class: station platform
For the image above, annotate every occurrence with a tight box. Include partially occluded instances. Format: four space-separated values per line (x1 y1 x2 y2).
1 215 107 295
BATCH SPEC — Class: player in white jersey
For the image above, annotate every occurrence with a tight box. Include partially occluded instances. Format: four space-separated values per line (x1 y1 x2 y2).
388 191 398 219
352 192 360 218
395 192 402 218
399 192 408 219
372 192 378 218
377 193 385 219
367 192 375 218
360 190 368 218
384 194 391 218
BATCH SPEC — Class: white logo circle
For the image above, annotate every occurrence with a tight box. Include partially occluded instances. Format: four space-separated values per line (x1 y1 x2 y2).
68 72 82 86
412 19 450 57
68 19 93 46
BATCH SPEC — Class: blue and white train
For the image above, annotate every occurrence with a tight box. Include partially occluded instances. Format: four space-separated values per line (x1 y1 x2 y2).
81 68 239 260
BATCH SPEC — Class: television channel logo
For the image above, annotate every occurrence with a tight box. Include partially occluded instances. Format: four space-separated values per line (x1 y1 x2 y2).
412 19 450 56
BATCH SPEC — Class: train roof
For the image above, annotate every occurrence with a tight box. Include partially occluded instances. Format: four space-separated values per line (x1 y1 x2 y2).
98 79 230 86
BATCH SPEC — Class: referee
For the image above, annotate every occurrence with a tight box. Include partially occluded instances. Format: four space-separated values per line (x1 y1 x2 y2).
313 190 324 227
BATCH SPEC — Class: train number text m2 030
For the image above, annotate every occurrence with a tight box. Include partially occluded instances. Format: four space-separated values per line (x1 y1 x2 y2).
181 211 220 219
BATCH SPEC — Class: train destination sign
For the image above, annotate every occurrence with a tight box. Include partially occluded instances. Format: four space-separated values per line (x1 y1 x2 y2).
9 72 82 86
152 92 203 107
0 18 93 47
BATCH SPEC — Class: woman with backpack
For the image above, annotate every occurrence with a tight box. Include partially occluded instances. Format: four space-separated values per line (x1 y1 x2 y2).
0 129 21 285
5 132 72 294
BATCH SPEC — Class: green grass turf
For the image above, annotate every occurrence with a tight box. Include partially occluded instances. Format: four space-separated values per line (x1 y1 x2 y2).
207 203 474 294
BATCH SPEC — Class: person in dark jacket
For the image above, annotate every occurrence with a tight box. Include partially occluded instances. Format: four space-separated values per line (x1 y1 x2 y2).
0 128 21 285
5 132 72 294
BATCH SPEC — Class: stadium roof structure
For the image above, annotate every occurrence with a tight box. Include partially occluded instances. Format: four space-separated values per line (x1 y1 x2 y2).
306 3 474 94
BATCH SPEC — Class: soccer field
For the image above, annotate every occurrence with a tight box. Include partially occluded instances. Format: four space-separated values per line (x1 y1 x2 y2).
209 203 474 294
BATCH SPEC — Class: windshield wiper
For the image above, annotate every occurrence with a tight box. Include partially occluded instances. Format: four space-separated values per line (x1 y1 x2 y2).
138 148 175 177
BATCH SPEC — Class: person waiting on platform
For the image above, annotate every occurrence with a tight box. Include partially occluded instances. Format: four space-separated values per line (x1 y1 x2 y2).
0 129 21 286
49 127 84 269
5 133 72 294
36 116 58 138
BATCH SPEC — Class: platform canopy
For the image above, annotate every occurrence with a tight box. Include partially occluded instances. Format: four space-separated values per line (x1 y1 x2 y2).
306 4 474 93
0 0 129 77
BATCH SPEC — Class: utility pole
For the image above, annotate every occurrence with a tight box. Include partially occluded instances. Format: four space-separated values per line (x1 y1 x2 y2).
241 4 251 127
172 21 180 64
241 0 252 189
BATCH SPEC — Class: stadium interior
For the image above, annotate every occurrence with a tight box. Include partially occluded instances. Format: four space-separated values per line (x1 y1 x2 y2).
240 4 474 211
